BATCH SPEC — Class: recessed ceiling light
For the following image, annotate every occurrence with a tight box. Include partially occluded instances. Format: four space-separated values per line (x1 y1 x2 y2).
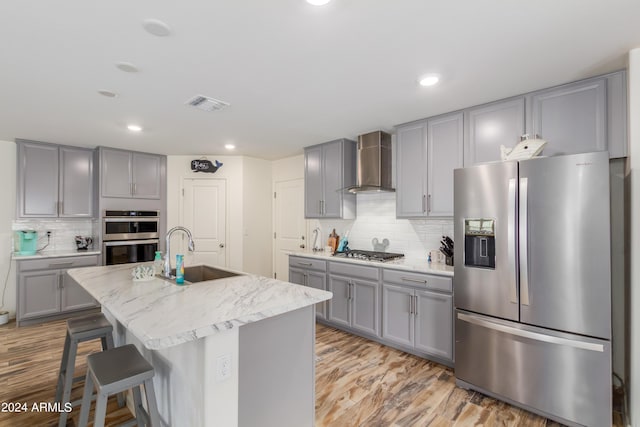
142 19 172 37
418 74 440 87
224 144 236 150
306 0 331 5
116 62 139 73
127 124 143 132
98 90 117 98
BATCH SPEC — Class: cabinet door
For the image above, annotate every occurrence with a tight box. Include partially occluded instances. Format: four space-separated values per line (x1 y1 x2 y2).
530 78 606 157
304 146 323 218
321 141 344 218
307 271 327 319
19 271 61 319
132 153 161 199
59 147 94 217
327 275 351 328
427 113 463 217
351 278 380 336
382 284 414 347
288 267 305 286
466 98 525 165
415 290 452 361
18 142 59 217
60 271 98 311
396 123 427 218
101 148 132 198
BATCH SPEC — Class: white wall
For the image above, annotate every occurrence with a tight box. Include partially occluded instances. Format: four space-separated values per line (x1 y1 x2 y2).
272 154 304 183
242 157 273 277
0 140 16 318
627 47 640 426
167 155 273 275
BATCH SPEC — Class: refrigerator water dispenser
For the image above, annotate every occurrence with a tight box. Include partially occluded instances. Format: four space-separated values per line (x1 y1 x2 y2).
464 219 495 269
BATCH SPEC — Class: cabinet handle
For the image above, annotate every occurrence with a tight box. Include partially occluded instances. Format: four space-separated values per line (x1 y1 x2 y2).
58 275 63 289
49 262 74 268
427 195 431 213
408 294 414 314
297 262 313 266
348 282 353 300
133 183 137 195
303 273 307 286
401 277 428 284
422 195 426 213
413 295 418 316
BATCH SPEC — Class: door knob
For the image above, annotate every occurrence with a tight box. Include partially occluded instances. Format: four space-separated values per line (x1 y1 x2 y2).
219 243 225 248
299 244 305 249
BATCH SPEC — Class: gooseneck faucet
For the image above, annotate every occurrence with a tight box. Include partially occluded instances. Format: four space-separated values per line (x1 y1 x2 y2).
163 226 195 278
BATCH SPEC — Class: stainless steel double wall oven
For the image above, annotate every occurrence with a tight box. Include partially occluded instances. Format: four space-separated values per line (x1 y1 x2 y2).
102 210 159 265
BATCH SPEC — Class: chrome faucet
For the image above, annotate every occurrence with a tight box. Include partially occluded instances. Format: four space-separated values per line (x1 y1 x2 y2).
312 227 321 251
163 226 195 278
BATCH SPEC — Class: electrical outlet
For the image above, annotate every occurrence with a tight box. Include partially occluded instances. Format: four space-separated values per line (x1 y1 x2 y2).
215 354 232 382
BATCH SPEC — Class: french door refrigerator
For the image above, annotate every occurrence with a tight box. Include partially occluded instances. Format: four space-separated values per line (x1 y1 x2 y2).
453 151 611 427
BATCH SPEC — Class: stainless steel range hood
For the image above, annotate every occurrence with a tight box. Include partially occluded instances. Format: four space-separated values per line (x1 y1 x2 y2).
345 131 395 193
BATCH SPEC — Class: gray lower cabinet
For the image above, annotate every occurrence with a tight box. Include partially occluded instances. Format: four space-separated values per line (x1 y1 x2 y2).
396 112 463 218
288 256 327 319
382 269 453 363
17 140 94 218
304 139 356 219
17 255 99 325
327 262 380 337
100 147 162 199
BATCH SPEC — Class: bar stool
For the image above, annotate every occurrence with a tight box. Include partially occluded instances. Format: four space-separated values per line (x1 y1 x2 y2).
55 313 122 426
78 344 161 427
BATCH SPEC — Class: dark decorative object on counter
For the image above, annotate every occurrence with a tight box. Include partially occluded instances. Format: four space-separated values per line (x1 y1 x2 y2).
441 235 454 266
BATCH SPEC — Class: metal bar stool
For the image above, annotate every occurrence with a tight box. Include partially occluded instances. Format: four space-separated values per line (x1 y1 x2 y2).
55 313 123 426
78 344 161 427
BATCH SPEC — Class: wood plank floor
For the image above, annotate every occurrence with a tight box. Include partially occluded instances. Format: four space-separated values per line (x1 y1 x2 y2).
0 319 624 426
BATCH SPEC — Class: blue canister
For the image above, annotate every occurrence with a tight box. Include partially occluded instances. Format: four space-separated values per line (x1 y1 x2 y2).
176 254 185 284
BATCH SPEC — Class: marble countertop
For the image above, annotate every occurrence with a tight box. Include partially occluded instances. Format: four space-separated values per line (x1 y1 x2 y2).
12 249 101 260
67 263 332 351
288 250 454 277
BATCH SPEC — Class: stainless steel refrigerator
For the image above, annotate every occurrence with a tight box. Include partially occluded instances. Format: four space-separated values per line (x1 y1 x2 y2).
453 151 611 427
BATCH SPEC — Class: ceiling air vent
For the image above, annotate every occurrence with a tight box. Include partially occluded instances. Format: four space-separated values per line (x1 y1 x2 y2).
185 94 230 112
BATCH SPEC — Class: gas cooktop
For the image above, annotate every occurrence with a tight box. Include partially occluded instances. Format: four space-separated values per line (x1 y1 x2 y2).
332 249 404 262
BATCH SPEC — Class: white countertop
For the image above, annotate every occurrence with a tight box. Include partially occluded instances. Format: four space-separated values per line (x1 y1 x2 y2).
67 263 332 350
288 250 454 277
12 249 101 260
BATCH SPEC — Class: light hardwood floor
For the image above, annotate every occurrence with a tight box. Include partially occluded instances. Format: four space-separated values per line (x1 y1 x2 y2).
0 319 624 426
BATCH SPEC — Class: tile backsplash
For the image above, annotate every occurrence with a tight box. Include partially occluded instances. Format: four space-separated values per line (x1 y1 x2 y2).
12 219 98 253
312 192 453 261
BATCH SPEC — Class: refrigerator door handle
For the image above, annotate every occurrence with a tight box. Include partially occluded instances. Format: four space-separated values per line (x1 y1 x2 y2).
457 312 604 352
507 178 518 304
519 177 530 306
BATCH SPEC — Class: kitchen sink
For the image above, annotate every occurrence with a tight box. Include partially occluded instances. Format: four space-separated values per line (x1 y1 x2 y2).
170 265 241 284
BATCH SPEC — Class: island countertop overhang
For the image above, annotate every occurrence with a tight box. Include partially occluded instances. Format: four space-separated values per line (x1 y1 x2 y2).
67 263 332 350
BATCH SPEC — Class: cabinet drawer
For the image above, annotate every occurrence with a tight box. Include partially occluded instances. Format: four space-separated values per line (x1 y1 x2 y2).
383 269 452 293
18 255 99 272
329 261 379 281
289 256 326 272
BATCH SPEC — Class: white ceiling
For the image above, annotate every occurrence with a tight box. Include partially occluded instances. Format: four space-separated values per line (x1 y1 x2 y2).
1 1 639 160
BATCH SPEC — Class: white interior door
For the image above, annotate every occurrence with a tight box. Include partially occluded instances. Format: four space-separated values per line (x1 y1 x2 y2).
180 178 227 267
273 179 306 281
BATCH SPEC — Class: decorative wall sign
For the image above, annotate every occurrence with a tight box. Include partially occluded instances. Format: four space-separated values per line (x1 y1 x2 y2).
191 159 223 173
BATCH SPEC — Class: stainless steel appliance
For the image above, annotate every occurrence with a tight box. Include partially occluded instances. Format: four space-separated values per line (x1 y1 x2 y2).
453 151 611 427
102 210 159 265
333 249 404 262
345 131 395 193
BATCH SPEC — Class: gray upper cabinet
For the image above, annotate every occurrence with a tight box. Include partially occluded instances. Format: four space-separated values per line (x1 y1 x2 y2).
17 140 94 218
396 112 463 217
304 139 356 219
100 147 162 199
528 77 607 157
465 97 525 166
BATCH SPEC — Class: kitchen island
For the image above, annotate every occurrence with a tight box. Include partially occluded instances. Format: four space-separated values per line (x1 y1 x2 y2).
67 263 332 427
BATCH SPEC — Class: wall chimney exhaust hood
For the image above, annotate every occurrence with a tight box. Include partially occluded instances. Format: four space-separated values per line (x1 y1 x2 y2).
345 130 394 193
